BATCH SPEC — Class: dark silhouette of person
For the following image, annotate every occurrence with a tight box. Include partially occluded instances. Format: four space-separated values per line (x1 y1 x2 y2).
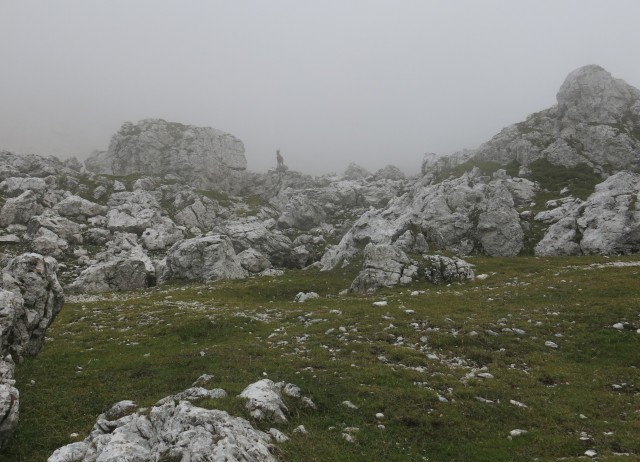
276 150 284 169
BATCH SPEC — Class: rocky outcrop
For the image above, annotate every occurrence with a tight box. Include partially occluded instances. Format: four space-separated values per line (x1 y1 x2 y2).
48 377 316 461
67 259 154 293
0 253 64 360
321 168 536 269
53 195 108 219
0 190 44 227
535 171 640 255
159 235 247 283
423 65 640 179
0 253 63 449
349 244 474 293
343 163 370 180
48 399 276 462
84 119 248 192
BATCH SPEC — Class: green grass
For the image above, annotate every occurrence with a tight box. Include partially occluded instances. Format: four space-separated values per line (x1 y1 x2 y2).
529 158 602 201
434 160 520 183
4 256 640 461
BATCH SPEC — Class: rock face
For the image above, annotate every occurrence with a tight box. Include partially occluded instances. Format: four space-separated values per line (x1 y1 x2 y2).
159 235 247 283
423 65 640 178
0 253 64 360
535 171 640 255
0 253 63 449
85 119 247 192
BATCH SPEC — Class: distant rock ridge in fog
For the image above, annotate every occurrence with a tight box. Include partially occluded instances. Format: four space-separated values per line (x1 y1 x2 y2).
85 119 247 192
422 64 640 178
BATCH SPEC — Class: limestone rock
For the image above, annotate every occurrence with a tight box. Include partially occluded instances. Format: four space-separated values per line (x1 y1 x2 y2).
84 119 247 192
159 235 247 283
343 163 371 180
0 190 44 227
350 244 415 294
0 177 48 197
422 255 475 284
140 224 186 251
535 171 640 255
67 259 154 293
215 219 294 268
0 355 18 450
48 399 276 462
0 253 64 360
53 195 108 219
237 248 272 273
374 165 406 180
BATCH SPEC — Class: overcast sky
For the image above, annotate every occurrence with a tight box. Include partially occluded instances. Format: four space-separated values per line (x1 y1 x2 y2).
1 1 639 175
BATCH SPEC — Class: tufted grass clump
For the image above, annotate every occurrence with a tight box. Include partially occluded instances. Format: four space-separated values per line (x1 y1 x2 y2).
4 255 640 461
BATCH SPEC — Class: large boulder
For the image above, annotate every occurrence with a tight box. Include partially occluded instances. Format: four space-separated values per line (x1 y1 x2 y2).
215 219 294 268
67 259 154 294
350 244 416 294
0 177 48 197
159 235 247 283
0 253 64 449
53 195 108 219
349 245 474 293
0 253 64 360
85 119 248 193
0 190 44 227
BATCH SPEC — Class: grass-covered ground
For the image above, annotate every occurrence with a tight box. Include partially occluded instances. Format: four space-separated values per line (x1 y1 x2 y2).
4 256 640 461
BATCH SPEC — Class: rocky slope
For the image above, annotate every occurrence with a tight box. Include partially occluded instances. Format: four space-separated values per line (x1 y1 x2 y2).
422 65 640 178
0 64 638 298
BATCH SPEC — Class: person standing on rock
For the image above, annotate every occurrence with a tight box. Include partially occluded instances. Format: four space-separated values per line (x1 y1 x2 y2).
276 150 286 171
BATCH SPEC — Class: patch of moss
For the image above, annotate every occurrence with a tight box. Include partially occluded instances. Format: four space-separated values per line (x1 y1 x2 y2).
528 158 601 200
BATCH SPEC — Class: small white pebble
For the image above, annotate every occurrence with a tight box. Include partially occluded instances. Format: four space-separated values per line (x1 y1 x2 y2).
293 425 307 434
69 432 79 439
612 322 624 330
510 429 527 437
544 341 558 349
405 309 415 314
375 412 385 420
372 301 388 307
584 449 597 457
579 414 588 419
477 372 494 379
377 424 385 429
143 353 150 357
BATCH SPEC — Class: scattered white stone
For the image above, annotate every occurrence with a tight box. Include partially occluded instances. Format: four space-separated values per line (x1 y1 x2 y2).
405 309 415 314
342 400 359 409
295 292 320 302
475 274 489 281
375 412 385 420
584 449 597 457
468 330 478 337
579 414 588 419
69 433 79 439
239 379 288 423
510 399 528 408
544 340 558 349
269 428 289 443
510 429 527 437
342 433 355 443
293 425 307 434
477 372 494 379
377 424 385 429
612 322 624 330
475 397 494 404
372 301 388 307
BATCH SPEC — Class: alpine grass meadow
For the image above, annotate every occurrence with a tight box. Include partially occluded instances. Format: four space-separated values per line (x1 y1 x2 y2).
5 255 640 461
